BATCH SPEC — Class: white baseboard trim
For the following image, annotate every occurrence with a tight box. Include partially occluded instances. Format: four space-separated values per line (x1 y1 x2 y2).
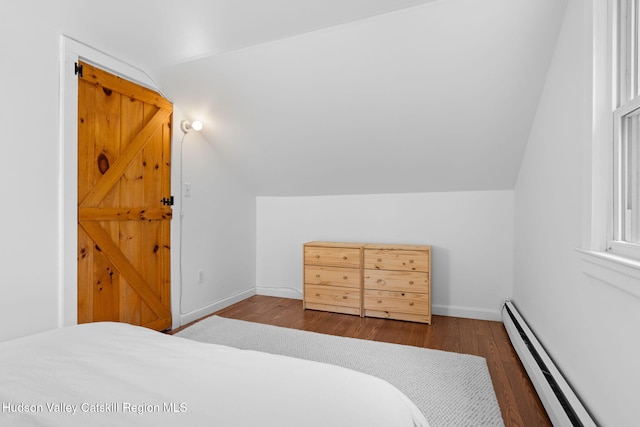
255 286 303 300
253 288 500 321
179 288 256 326
432 304 501 321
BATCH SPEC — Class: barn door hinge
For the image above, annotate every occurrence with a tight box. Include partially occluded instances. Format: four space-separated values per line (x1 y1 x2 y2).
161 196 174 206
75 62 83 77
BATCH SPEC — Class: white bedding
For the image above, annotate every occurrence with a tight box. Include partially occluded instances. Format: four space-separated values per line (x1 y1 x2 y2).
0 322 429 426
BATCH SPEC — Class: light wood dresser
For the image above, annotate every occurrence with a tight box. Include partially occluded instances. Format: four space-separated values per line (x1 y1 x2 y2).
363 244 431 324
303 242 364 316
303 242 431 324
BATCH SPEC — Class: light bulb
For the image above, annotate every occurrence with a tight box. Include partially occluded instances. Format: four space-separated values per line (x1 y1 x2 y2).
180 119 204 133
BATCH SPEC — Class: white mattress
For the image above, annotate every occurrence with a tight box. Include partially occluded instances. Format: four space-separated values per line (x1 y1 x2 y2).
0 322 429 426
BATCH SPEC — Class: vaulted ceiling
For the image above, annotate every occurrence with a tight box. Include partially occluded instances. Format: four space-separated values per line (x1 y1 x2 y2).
55 0 568 196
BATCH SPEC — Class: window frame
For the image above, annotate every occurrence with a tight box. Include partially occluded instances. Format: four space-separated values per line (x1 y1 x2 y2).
610 0 640 260
578 0 640 300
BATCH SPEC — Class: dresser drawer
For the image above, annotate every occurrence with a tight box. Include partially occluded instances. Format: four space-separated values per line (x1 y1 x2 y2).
305 284 361 316
305 247 361 268
363 289 429 315
305 266 360 288
363 269 428 292
364 249 429 272
306 284 360 307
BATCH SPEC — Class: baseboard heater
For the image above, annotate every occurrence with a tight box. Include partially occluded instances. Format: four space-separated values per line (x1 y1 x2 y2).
501 301 597 427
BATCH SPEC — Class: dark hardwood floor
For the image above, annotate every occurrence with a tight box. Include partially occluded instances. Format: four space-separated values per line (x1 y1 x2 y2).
171 295 551 427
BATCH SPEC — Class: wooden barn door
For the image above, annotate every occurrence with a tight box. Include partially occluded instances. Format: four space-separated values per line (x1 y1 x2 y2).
77 61 173 331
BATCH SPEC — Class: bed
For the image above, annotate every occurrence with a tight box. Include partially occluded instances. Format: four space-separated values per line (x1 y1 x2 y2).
0 322 429 426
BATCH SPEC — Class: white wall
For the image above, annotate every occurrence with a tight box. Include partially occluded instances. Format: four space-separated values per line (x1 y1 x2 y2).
257 191 513 320
178 123 256 324
514 0 640 425
0 4 64 341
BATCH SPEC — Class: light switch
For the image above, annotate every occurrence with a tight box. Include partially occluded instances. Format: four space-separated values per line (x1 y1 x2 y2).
184 183 192 197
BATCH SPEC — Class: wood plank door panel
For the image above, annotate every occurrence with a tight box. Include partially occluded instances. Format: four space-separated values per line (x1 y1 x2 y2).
77 61 172 331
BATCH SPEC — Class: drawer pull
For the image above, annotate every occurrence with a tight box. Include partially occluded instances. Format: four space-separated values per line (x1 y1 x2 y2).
342 295 348 299
316 274 320 278
377 299 382 303
377 279 383 283
315 293 320 297
315 255 320 258
409 259 414 263
409 281 414 285
409 302 414 306
342 256 348 260
377 258 382 262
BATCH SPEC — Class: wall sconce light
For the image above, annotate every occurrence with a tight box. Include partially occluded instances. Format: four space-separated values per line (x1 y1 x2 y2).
180 120 203 133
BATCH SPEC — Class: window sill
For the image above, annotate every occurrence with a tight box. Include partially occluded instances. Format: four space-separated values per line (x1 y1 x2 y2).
576 248 640 299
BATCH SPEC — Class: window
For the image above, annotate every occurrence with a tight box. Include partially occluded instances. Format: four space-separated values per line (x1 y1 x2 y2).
578 0 640 298
612 0 640 258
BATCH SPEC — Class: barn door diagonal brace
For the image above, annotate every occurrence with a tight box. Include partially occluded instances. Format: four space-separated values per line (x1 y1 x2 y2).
78 220 171 320
79 108 171 208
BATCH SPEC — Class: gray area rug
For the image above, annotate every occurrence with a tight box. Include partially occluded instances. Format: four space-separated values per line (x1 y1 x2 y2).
176 316 504 427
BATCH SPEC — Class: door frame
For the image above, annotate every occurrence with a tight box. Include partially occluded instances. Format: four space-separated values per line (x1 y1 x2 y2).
58 36 181 329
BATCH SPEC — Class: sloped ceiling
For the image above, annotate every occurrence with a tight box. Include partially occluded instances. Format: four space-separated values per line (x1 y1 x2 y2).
53 0 568 196
154 0 568 196
59 0 436 70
